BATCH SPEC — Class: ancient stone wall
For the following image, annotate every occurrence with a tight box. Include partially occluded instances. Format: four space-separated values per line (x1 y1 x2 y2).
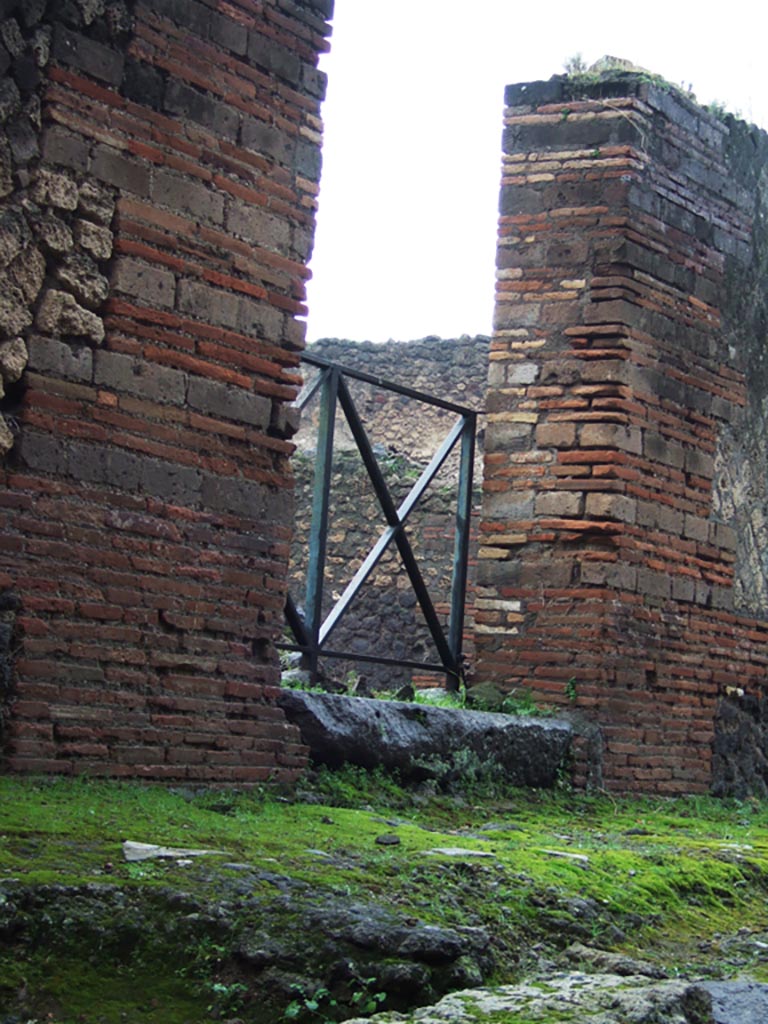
0 0 333 781
297 336 489 462
476 72 768 794
290 337 487 692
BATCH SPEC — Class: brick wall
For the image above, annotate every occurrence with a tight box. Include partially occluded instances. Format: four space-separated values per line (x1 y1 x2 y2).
0 0 333 781
476 72 768 794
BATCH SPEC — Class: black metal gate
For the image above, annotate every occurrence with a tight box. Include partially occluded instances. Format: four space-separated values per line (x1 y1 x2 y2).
281 353 477 691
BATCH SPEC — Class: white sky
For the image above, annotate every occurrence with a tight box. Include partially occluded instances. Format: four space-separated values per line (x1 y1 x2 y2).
305 0 768 345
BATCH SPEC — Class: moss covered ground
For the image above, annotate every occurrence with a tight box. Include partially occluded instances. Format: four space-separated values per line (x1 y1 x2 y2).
1 769 768 1022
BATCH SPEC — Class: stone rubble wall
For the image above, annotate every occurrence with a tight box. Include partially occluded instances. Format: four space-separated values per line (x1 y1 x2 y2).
297 336 489 463
291 337 487 691
0 0 333 782
476 72 768 794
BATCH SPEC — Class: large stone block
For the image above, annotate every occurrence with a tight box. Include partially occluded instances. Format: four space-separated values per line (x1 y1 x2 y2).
277 690 572 788
112 257 175 310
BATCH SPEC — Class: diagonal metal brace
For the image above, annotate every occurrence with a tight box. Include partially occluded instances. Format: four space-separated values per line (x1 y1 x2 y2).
335 376 458 678
319 414 468 648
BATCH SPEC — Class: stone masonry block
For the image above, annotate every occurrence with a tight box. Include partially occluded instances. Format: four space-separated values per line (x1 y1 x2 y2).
35 288 105 344
580 422 642 454
153 169 223 225
8 245 45 303
94 349 186 404
78 181 115 226
487 361 505 386
201 471 268 518
92 145 150 196
685 449 715 479
247 33 300 85
535 491 581 517
177 279 238 329
112 257 175 310
0 413 12 455
226 200 289 250
672 576 696 603
636 500 655 528
295 139 321 182
644 431 685 469
55 253 109 308
52 24 124 86
237 294 283 338
15 432 69 474
140 459 202 506
585 493 637 524
41 125 90 172
580 359 631 385
106 448 141 491
301 65 328 101
240 117 293 164
26 333 92 381
151 0 211 36
164 79 239 142
711 585 734 611
0 336 26 381
637 567 671 601
1 18 24 58
655 505 684 535
187 376 270 428
535 422 576 448
485 420 533 452
75 220 113 260
31 168 78 210
508 361 538 385
68 440 107 484
0 75 20 123
30 212 74 256
683 513 709 543
121 54 164 107
8 114 41 164
709 521 737 552
291 224 315 264
211 12 248 55
0 278 33 337
0 208 29 268
483 489 535 520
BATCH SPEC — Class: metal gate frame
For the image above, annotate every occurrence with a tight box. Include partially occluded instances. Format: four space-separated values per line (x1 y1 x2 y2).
281 352 476 691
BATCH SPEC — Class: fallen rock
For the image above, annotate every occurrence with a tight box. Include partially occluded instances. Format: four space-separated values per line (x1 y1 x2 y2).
425 848 495 859
277 690 571 788
564 941 668 979
122 841 229 862
341 972 715 1024
701 980 768 1024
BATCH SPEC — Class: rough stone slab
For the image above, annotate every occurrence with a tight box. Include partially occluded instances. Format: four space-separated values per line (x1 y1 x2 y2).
343 972 714 1024
188 376 270 427
701 981 768 1023
276 691 571 788
52 23 124 86
26 334 92 381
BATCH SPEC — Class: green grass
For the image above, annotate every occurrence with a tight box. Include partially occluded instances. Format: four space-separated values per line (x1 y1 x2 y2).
2 772 768 1021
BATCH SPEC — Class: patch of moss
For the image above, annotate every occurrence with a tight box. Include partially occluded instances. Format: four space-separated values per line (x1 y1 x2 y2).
2 774 768 1018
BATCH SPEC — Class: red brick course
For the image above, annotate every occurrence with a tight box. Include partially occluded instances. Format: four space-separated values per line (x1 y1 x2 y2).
1 0 333 782
476 76 768 793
